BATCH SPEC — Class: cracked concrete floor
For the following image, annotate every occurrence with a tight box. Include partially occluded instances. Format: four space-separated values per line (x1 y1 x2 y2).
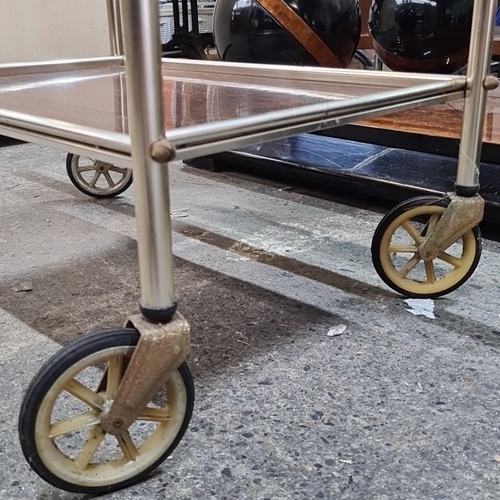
0 143 500 499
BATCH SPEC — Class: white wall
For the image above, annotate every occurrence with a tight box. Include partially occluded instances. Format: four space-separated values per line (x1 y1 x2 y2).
0 0 110 63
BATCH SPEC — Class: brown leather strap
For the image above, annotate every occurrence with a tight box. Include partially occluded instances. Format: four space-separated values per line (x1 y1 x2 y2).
255 0 343 68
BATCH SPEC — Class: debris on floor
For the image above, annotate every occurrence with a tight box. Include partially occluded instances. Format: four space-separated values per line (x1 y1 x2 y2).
171 207 189 218
404 298 435 319
327 324 347 337
12 281 33 292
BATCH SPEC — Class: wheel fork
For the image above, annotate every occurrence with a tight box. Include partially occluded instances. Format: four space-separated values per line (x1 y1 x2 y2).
100 313 191 435
418 194 484 261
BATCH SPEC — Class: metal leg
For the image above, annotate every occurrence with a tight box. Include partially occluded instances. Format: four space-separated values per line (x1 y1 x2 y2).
190 0 199 34
455 0 497 194
417 0 497 262
101 0 189 435
374 53 384 71
120 0 177 322
172 0 181 32
106 0 124 56
182 0 190 31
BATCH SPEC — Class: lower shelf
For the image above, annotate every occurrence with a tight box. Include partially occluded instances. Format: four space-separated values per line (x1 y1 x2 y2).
186 133 500 223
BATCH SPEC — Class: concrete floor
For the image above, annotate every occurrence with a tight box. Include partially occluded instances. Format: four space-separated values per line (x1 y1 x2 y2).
1 143 500 499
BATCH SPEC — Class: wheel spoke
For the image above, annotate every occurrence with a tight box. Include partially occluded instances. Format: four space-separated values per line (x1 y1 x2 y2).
402 221 423 244
109 166 128 175
96 369 108 393
65 379 105 410
137 407 170 422
425 261 436 284
106 356 124 398
441 238 466 254
50 411 99 439
89 171 101 188
438 251 462 268
389 244 418 253
77 165 97 173
116 431 139 461
75 425 106 469
398 254 421 278
103 171 116 188
426 214 440 234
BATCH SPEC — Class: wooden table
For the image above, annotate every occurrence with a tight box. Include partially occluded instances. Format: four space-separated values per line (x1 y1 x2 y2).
361 86 500 147
492 26 500 56
358 26 500 147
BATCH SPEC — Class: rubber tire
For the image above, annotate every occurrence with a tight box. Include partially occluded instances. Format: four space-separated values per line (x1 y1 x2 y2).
66 154 133 198
182 45 207 60
19 329 194 495
371 196 482 298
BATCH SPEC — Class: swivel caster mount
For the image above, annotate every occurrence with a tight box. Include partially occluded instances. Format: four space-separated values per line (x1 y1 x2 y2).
372 196 482 298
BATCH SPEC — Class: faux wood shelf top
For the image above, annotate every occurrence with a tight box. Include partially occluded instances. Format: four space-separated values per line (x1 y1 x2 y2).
0 57 466 164
359 86 500 145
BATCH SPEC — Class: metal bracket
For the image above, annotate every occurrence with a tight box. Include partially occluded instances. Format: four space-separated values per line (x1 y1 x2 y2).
151 138 177 163
483 75 499 91
418 194 484 261
100 312 191 435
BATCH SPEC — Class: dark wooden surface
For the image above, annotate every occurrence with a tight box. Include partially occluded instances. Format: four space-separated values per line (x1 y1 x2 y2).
358 0 373 50
190 133 500 221
492 26 500 56
361 86 500 145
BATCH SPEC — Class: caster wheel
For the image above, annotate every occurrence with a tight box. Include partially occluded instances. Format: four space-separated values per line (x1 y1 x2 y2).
181 45 208 60
19 329 194 494
371 196 482 298
66 154 133 198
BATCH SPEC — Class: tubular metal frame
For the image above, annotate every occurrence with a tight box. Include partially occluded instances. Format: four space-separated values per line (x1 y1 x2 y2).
456 0 497 191
106 0 124 56
0 0 494 341
0 0 498 458
0 58 467 165
121 0 177 316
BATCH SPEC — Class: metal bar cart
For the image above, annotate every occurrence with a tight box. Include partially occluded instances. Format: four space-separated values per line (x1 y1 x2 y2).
0 0 496 493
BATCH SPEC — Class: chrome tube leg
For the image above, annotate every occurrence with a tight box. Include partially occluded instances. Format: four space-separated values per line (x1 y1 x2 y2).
416 0 496 263
374 54 383 71
106 0 124 56
455 0 497 195
104 1 185 436
120 0 177 322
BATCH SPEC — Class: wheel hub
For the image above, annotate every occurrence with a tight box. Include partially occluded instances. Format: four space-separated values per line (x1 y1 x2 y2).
96 162 109 173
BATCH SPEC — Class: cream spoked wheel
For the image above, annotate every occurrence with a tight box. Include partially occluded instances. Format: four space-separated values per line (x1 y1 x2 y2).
66 154 133 198
371 196 482 298
19 329 194 494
